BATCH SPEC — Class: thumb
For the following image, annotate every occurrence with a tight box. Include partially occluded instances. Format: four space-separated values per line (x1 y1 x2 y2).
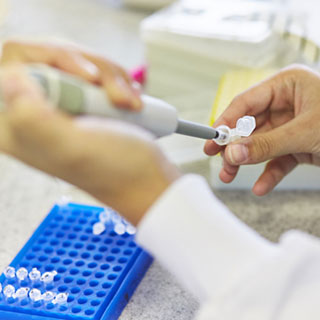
0 65 50 110
0 66 74 155
0 66 54 155
224 117 313 165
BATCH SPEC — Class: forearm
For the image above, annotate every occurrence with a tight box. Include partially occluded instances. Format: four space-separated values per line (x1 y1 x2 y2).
99 151 181 226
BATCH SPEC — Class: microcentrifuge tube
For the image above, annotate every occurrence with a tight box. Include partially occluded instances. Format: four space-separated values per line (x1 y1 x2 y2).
126 224 136 235
16 267 29 281
42 291 56 303
40 271 57 284
99 209 111 223
114 223 126 235
15 287 30 300
4 266 16 279
53 292 68 305
235 116 256 137
29 288 42 302
111 213 122 224
57 195 72 205
3 285 15 298
93 222 106 235
214 116 256 146
29 268 41 282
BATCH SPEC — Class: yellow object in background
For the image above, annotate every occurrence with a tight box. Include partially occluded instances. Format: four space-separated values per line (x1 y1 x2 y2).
0 0 7 26
210 69 276 126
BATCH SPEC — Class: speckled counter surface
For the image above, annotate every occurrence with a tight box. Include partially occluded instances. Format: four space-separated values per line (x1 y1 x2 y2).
1 156 320 320
0 1 320 319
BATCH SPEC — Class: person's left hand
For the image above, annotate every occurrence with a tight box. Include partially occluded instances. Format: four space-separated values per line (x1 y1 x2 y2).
1 39 142 110
0 66 180 225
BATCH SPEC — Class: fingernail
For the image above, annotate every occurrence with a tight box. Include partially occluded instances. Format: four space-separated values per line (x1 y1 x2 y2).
73 54 99 79
83 61 99 78
227 144 248 164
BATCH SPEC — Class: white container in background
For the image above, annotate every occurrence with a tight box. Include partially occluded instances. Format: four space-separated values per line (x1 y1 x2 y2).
143 0 320 190
141 0 294 99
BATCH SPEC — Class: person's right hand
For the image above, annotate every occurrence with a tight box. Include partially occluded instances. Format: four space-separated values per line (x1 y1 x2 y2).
204 65 320 196
1 39 142 110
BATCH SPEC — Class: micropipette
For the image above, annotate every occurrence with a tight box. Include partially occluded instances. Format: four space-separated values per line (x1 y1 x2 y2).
3 65 256 145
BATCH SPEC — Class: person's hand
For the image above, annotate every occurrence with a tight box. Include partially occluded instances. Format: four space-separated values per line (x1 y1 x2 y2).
204 65 320 196
1 39 142 110
0 66 179 225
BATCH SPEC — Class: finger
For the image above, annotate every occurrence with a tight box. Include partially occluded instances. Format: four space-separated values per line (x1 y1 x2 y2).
0 66 55 154
205 75 279 156
204 139 224 156
0 66 48 107
204 106 274 157
82 51 132 84
0 66 77 158
223 113 314 166
55 50 99 83
213 79 277 133
103 73 142 111
204 115 231 156
252 155 298 196
1 41 53 65
219 152 240 183
1 41 99 83
82 52 143 111
2 40 143 111
209 66 297 146
114 65 133 85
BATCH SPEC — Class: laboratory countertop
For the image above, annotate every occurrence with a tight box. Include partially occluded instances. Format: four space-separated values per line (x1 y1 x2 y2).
0 1 319 319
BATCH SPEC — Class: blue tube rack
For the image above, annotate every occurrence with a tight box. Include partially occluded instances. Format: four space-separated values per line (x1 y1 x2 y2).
0 202 153 320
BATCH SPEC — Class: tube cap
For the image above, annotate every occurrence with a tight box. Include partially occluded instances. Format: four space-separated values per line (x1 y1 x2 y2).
214 116 256 146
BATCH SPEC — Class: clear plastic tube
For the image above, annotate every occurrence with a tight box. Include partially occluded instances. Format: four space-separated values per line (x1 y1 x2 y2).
214 116 256 146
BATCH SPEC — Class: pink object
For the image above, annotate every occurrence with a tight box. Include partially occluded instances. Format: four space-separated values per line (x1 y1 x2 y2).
131 65 147 86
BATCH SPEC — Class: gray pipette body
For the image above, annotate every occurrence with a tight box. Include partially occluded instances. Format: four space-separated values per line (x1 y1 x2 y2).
27 65 220 140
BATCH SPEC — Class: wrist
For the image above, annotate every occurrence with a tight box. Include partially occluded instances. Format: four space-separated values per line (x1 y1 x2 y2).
123 159 180 226
91 145 181 226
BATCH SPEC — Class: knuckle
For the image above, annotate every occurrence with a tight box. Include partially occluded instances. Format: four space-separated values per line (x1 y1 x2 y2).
230 93 244 106
283 63 309 73
229 91 255 115
54 49 70 64
307 136 320 155
267 165 282 186
1 41 20 63
2 40 19 52
280 64 313 79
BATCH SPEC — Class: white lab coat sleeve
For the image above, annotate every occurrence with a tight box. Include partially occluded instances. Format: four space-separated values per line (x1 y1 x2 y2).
196 231 320 320
136 175 320 320
136 174 277 302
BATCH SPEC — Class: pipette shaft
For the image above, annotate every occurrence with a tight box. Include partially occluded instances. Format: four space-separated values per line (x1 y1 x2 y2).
176 119 219 140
